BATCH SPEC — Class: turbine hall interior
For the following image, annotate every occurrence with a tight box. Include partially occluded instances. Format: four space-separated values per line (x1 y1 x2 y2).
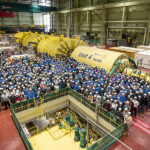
1 1 150 150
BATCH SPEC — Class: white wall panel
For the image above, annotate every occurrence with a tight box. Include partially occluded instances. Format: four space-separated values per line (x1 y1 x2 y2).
18 12 33 25
33 13 43 25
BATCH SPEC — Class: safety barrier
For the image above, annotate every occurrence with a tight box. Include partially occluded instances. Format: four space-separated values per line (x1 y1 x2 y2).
11 88 69 113
68 88 123 127
10 106 33 150
87 124 124 150
11 88 123 127
10 87 124 150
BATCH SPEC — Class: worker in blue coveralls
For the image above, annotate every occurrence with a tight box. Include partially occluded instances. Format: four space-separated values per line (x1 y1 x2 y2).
27 88 35 99
0 50 150 121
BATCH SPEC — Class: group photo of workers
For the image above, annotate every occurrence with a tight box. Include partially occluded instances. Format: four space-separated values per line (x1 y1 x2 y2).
0 49 150 136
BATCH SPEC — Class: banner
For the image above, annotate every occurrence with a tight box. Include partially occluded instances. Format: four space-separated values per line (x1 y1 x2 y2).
0 10 13 18
0 2 56 13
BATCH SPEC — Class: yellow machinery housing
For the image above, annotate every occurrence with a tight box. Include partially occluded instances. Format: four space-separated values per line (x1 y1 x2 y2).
22 32 49 47
13 32 149 82
14 31 30 44
14 31 49 47
71 46 130 73
37 36 86 57
14 32 86 57
123 67 148 80
145 76 150 84
123 68 133 76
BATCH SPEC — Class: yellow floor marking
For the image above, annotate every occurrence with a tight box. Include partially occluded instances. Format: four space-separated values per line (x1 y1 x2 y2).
29 126 88 150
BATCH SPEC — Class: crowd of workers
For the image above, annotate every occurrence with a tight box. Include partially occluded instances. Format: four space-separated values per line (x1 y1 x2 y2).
0 50 150 135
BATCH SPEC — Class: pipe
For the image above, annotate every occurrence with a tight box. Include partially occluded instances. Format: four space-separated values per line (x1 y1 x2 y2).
67 0 72 38
143 27 147 45
54 0 150 14
107 26 147 45
87 117 132 150
105 20 149 23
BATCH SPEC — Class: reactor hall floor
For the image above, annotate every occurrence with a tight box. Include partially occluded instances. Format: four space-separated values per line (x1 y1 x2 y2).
1 108 150 150
29 125 87 150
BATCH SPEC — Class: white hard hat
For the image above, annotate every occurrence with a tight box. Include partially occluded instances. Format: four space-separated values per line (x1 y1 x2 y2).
124 108 128 111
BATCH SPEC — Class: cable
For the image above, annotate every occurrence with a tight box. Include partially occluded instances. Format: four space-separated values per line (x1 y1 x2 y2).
87 117 132 150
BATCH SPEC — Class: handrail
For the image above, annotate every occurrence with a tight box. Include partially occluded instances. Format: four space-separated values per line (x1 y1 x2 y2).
11 87 123 127
10 88 125 150
10 105 34 150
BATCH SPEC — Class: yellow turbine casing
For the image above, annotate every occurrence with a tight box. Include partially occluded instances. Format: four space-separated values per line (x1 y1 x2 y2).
71 46 127 72
37 37 86 56
145 76 150 84
14 32 29 43
140 71 148 80
22 33 49 47
123 67 133 76
130 69 148 80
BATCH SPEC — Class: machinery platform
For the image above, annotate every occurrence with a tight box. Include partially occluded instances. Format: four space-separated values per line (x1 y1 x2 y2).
29 127 87 150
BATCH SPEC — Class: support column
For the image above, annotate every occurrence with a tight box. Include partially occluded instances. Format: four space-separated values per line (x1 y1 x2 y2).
120 6 128 38
87 10 92 33
101 7 106 44
55 0 59 35
16 0 20 26
146 22 150 45
87 0 93 33
56 13 59 34
146 9 150 45
67 0 73 37
64 13 68 35
74 12 78 34
74 0 79 34
31 0 34 26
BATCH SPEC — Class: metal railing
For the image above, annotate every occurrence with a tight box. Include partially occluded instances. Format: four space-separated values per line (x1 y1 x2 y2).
10 87 124 150
68 89 123 127
87 124 125 150
11 88 123 127
10 106 33 150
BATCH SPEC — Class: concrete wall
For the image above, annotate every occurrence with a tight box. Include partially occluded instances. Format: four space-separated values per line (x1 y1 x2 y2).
69 96 115 132
16 95 115 132
16 96 69 123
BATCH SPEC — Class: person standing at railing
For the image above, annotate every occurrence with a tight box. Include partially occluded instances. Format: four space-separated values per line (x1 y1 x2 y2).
138 95 144 114
20 92 27 102
143 93 148 111
67 80 70 88
84 89 89 98
94 92 99 103
9 93 16 104
104 100 111 112
54 84 59 93
123 108 128 117
27 88 35 99
1 91 10 110
116 108 123 120
124 112 132 136
132 97 139 118
88 93 94 103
